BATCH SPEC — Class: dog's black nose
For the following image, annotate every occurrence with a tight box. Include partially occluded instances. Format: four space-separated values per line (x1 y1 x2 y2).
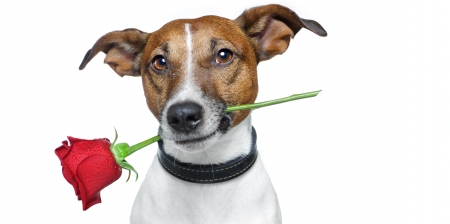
167 102 203 132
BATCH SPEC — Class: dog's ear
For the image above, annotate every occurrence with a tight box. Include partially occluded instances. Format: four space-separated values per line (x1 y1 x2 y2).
79 29 150 77
235 4 327 61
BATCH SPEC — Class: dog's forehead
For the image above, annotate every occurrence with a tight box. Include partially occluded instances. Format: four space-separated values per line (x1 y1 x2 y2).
149 15 247 50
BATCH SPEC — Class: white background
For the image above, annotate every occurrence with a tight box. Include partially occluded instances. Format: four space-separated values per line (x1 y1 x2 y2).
1 0 449 223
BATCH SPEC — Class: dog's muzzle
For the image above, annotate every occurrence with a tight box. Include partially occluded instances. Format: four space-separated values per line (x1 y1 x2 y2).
166 102 232 134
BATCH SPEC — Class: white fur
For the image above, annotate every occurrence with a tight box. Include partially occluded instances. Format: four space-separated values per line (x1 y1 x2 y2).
185 24 193 78
131 116 281 223
130 22 281 223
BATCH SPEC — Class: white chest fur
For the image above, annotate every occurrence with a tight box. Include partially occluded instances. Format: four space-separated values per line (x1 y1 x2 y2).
131 155 281 224
130 117 281 224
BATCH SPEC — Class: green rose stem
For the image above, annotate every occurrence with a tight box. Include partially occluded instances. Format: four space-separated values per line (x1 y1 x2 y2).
111 90 321 181
224 90 321 112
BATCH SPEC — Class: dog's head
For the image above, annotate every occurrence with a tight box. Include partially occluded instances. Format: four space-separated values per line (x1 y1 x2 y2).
79 4 326 152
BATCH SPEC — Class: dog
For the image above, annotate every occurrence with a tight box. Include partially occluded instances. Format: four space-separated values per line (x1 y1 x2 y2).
79 4 326 223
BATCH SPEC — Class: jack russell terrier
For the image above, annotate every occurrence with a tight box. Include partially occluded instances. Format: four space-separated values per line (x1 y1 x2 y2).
80 4 326 223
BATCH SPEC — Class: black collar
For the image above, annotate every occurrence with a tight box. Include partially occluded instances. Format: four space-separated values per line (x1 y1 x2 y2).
157 127 258 184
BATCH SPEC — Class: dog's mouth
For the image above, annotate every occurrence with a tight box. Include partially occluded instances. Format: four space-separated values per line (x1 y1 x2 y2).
175 131 216 145
217 113 232 133
173 114 232 145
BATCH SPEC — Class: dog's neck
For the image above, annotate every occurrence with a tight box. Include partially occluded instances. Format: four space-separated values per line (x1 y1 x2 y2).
162 115 253 165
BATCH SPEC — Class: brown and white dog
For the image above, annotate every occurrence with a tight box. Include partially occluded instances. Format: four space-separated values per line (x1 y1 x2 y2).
80 4 326 223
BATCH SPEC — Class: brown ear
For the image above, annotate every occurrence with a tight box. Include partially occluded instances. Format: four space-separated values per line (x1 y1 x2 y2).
79 28 150 77
235 4 327 61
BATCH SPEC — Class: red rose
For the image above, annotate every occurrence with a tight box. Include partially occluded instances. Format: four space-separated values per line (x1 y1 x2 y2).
55 137 122 210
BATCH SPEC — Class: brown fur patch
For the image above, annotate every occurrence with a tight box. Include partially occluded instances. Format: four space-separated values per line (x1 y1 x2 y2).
80 4 327 128
139 16 259 126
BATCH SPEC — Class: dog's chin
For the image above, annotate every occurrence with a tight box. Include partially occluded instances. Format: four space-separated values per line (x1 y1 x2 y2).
169 132 221 153
160 114 232 153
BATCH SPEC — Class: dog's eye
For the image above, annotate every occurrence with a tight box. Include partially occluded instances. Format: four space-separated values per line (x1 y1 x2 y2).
216 49 233 64
151 55 167 71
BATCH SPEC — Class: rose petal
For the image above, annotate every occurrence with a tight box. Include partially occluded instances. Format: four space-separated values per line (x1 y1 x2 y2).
61 138 112 180
68 137 111 157
76 154 122 210
67 136 110 147
56 141 81 198
56 137 118 210
62 167 81 199
55 140 70 161
67 136 88 144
